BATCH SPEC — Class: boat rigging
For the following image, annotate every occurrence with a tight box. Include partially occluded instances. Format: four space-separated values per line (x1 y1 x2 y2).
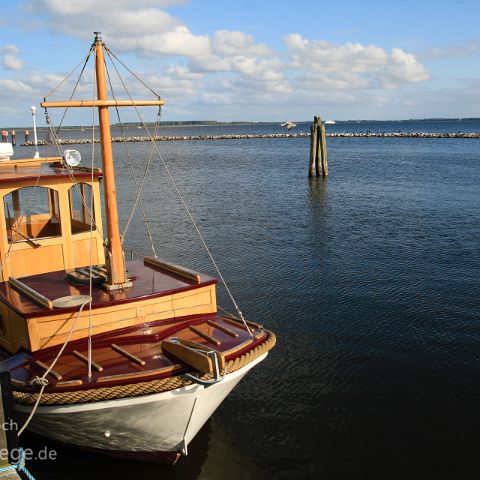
0 32 276 464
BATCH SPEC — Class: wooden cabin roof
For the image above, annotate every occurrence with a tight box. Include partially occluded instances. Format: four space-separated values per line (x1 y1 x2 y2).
0 157 101 185
0 260 217 319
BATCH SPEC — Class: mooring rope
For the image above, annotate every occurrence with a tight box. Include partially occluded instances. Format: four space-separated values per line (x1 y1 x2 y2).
0 448 37 480
17 299 91 435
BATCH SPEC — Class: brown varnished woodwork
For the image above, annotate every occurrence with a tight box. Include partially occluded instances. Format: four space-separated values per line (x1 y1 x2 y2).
8 277 53 309
35 360 62 381
0 261 215 318
0 165 105 281
223 315 262 329
111 343 145 366
41 100 165 108
144 257 201 283
161 339 213 374
56 379 83 387
72 350 103 372
207 319 239 338
96 364 180 384
0 163 101 185
177 338 226 370
189 325 221 346
0 261 217 352
7 315 265 390
0 302 30 352
10 244 66 278
71 237 100 268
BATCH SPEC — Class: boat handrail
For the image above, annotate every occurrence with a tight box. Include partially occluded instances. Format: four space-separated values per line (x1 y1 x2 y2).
144 256 201 283
8 277 53 309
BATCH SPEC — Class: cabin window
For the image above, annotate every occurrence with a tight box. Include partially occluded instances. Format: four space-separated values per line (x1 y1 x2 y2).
69 183 95 234
4 187 62 243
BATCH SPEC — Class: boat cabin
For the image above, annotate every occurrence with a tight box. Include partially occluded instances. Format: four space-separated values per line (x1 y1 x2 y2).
0 156 217 355
0 156 104 280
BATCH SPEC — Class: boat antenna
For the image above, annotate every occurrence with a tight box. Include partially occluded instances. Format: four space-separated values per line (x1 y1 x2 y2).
30 105 39 159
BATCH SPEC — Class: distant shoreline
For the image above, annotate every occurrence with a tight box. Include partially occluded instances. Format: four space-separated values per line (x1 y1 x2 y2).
2 118 480 131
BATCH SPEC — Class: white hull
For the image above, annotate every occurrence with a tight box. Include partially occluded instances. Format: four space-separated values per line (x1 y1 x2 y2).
15 354 267 457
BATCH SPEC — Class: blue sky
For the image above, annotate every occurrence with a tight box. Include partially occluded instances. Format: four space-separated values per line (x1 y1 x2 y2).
0 0 479 126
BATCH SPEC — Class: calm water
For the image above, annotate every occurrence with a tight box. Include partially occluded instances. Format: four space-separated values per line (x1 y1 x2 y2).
14 120 480 479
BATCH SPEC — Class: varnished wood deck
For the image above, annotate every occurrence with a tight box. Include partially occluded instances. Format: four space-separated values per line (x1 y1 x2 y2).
0 260 217 319
6 314 266 392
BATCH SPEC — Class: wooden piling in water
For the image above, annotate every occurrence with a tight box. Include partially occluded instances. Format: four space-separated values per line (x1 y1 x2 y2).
314 116 323 176
309 124 317 177
309 116 328 177
320 122 328 176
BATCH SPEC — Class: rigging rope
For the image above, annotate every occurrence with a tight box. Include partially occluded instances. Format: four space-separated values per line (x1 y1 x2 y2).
102 47 253 336
103 50 158 257
44 46 95 137
104 46 161 98
24 41 253 338
44 47 94 100
42 110 107 247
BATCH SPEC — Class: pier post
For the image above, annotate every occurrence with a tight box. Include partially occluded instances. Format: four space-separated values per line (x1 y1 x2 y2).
319 122 328 176
24 130 29 143
10 131 15 147
314 116 323 176
310 116 328 177
309 123 317 177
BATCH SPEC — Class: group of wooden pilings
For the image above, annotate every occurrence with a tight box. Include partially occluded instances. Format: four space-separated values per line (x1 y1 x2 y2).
309 116 328 178
1 131 30 147
1 131 16 146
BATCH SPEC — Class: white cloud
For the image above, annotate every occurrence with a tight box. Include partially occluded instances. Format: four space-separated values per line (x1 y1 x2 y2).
25 0 188 15
211 30 272 57
8 1 439 122
2 55 24 70
382 48 430 88
1 45 24 71
25 0 211 58
0 78 35 96
283 33 429 89
420 41 480 60
1 45 20 55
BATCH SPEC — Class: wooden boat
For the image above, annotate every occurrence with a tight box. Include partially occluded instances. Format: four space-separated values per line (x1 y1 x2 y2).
0 32 275 464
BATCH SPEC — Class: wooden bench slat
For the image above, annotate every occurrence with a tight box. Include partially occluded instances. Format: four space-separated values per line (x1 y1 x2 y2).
111 343 146 366
72 350 104 372
189 325 221 346
207 320 239 338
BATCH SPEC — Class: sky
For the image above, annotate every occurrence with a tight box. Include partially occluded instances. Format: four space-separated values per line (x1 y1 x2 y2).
0 0 479 126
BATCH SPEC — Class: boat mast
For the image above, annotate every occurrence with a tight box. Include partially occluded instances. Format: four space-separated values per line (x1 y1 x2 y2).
40 32 165 289
93 32 127 288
